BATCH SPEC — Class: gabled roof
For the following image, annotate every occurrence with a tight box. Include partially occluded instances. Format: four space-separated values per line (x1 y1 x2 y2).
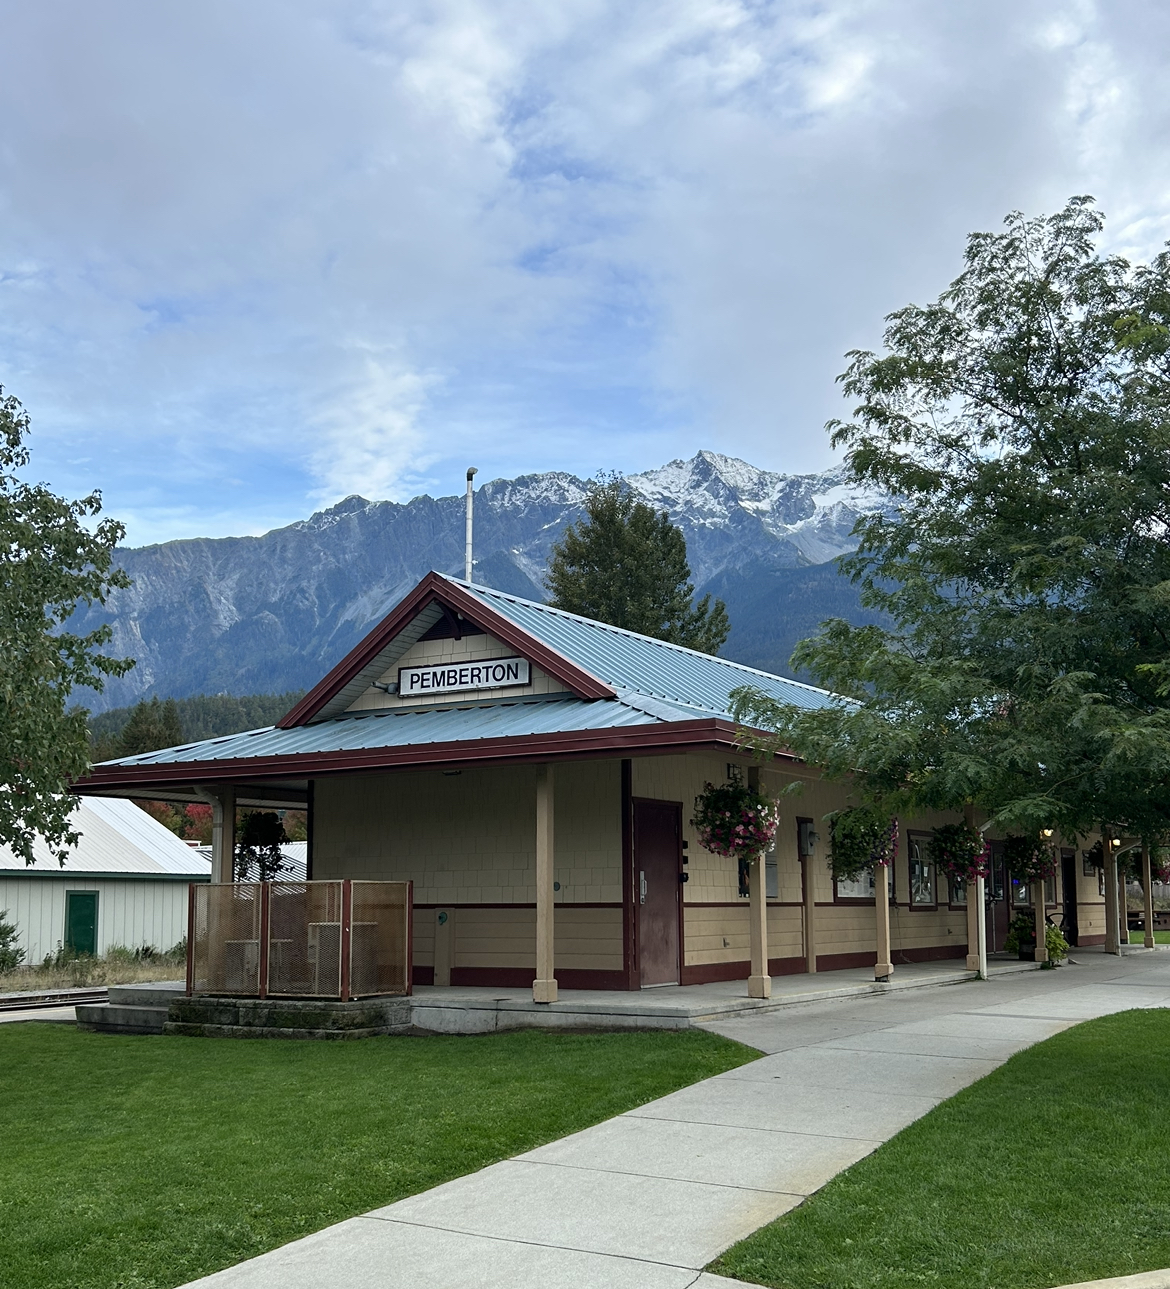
281 571 833 728
75 571 835 792
0 796 211 878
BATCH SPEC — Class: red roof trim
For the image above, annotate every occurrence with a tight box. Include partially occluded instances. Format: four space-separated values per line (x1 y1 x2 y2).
72 719 792 793
277 572 615 728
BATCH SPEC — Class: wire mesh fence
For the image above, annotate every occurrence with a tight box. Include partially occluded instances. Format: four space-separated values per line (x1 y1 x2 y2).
188 879 411 999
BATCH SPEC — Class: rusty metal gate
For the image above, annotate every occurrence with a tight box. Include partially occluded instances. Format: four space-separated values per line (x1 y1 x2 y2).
187 879 412 999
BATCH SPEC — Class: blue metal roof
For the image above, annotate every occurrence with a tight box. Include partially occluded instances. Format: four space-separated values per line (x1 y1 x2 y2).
103 694 658 768
446 575 837 716
94 573 838 773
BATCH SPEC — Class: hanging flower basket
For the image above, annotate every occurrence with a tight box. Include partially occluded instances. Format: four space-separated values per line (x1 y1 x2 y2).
926 822 990 885
1002 834 1056 883
691 777 779 862
827 807 899 883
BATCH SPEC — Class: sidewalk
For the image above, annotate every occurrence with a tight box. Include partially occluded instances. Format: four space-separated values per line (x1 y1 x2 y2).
185 949 1170 1289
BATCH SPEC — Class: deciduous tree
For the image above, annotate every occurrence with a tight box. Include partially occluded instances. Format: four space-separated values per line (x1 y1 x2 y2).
0 388 132 864
733 198 1170 842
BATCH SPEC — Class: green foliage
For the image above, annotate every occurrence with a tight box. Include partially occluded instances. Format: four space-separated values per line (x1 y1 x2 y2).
112 696 183 757
0 387 133 865
1004 911 1038 953
546 475 730 654
0 1024 754 1289
711 1010 1170 1289
690 776 778 860
1045 921 1070 963
732 198 1170 843
0 908 25 972
234 810 289 881
88 690 306 760
827 806 898 882
926 822 989 882
1002 834 1057 881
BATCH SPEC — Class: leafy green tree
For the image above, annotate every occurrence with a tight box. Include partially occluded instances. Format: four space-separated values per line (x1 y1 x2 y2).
0 388 132 865
235 811 289 881
733 197 1170 841
115 697 183 757
547 476 730 654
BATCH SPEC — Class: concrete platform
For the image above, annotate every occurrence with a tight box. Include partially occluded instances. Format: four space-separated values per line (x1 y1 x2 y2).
408 958 1037 1033
77 981 187 1035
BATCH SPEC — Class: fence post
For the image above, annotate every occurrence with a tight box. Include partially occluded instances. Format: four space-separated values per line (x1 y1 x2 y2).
341 879 352 1002
185 884 197 997
258 883 271 999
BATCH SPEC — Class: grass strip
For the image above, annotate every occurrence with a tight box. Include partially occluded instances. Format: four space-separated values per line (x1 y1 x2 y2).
710 1009 1170 1289
0 1023 754 1289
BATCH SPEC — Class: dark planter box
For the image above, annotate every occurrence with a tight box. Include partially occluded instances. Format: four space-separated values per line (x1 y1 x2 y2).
1017 947 1036 961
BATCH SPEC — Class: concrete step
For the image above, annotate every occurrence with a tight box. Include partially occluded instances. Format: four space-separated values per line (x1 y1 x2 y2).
76 1003 170 1035
106 981 187 1008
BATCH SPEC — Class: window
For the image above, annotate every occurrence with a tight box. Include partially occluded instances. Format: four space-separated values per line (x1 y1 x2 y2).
1012 876 1032 906
1044 874 1057 906
765 844 778 900
908 834 936 908
835 868 876 902
949 874 968 907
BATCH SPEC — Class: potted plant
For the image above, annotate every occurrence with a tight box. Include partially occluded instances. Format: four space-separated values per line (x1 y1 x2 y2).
1002 834 1057 884
1004 911 1038 960
826 806 898 885
692 773 779 863
926 822 990 890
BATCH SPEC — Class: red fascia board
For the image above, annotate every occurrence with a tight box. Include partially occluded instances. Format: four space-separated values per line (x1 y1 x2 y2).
278 572 614 728
71 719 793 794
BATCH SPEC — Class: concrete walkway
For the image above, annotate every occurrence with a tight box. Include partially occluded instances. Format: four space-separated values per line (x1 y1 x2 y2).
185 949 1170 1289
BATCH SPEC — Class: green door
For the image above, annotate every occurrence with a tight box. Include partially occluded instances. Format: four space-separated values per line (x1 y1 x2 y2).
65 891 98 957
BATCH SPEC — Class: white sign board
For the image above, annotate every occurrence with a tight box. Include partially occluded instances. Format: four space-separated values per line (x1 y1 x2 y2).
398 655 531 697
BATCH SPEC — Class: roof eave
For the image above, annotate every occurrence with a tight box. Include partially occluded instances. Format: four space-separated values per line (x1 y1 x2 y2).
71 718 796 793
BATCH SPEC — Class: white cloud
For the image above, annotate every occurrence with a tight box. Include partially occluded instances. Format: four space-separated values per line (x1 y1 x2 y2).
0 0 1167 542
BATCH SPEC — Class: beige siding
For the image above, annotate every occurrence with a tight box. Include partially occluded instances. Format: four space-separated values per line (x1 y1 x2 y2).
409 905 622 972
313 760 621 905
0 877 192 964
346 630 562 713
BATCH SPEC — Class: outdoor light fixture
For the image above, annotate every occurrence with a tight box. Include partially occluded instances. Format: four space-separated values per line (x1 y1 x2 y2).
1111 837 1122 849
442 769 462 777
1041 828 1054 838
372 680 398 695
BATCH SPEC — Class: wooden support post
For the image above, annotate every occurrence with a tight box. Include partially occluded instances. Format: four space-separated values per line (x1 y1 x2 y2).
1103 828 1120 956
533 764 558 1003
208 785 235 884
1033 877 1048 964
875 861 893 981
975 874 988 980
1144 846 1156 949
185 883 197 996
747 768 770 999
965 805 980 971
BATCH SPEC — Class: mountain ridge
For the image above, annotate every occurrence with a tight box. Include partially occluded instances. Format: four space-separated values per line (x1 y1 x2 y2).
74 451 890 713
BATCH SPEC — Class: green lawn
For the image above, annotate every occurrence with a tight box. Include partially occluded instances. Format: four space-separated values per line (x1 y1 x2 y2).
1130 929 1170 944
711 1009 1170 1289
0 1024 755 1289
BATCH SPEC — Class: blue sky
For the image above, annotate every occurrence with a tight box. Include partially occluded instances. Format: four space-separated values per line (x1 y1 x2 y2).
2 0 1168 545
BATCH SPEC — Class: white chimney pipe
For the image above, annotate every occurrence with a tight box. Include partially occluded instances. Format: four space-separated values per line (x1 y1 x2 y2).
464 467 478 582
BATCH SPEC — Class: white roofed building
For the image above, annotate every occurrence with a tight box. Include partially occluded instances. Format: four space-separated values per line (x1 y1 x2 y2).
0 796 209 965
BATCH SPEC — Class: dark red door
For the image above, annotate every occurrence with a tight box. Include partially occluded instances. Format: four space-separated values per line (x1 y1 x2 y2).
634 800 681 987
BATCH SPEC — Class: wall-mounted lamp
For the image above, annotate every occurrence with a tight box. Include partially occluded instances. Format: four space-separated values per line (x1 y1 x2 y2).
1111 837 1122 849
372 680 398 695
1041 828 1054 839
442 769 462 777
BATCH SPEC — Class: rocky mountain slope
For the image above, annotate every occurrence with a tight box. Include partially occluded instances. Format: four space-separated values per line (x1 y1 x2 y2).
74 451 890 713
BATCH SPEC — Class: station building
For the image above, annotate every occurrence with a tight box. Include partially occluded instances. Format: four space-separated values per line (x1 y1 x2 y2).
75 572 1113 999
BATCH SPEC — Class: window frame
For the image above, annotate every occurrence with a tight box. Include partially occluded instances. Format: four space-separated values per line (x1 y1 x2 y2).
907 831 938 911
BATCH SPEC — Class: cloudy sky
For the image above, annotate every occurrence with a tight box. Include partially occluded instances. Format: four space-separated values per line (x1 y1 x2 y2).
1 1 1168 545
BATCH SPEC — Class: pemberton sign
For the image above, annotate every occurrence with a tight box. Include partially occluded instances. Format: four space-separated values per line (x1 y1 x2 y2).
398 655 531 697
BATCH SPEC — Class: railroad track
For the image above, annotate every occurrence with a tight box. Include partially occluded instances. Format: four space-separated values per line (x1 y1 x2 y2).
0 988 107 1011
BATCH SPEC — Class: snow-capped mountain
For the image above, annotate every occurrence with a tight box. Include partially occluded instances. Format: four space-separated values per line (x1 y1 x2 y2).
74 452 890 712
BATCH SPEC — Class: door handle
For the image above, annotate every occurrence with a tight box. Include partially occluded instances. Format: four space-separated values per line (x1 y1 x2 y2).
640 870 646 904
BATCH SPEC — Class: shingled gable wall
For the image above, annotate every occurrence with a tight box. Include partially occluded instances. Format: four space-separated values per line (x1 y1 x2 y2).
345 628 566 713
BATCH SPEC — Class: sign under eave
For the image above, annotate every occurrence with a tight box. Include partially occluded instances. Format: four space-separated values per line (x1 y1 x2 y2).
398 655 531 698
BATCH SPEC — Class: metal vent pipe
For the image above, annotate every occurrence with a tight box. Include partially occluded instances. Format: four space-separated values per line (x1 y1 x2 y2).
464 467 478 581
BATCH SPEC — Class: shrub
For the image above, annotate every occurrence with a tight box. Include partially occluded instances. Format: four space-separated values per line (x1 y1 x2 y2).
0 910 25 973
